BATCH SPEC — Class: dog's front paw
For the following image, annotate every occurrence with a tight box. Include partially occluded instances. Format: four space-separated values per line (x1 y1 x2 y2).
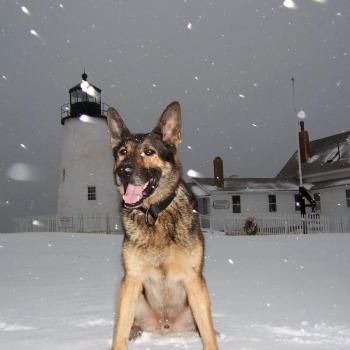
111 346 127 350
111 342 127 350
204 346 218 350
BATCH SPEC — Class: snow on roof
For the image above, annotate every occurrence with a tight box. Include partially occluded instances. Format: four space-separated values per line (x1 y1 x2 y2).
191 177 299 193
277 131 350 179
312 178 350 190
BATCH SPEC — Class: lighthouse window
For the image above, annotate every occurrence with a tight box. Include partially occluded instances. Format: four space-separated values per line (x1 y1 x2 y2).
87 186 96 201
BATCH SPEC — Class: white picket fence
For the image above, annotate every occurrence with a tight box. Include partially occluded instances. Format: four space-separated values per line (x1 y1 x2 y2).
15 214 122 234
199 213 350 235
15 213 350 235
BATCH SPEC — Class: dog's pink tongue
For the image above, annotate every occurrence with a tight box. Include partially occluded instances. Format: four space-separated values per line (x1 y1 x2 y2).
123 184 144 204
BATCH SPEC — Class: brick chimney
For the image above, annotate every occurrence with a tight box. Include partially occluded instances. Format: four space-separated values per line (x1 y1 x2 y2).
299 121 310 163
213 157 224 187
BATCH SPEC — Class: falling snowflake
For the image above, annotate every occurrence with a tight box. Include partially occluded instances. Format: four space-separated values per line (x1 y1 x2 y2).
80 80 98 98
187 22 192 30
30 29 41 39
187 145 192 150
2 75 7 80
20 143 27 149
6 163 40 182
79 114 95 123
283 0 298 9
238 94 245 99
21 6 31 16
228 259 234 265
187 169 202 177
297 110 306 119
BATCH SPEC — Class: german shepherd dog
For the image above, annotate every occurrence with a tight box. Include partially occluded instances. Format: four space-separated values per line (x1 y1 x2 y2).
107 101 218 350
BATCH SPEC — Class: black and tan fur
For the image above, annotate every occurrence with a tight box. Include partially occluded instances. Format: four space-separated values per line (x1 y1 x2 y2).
107 101 218 350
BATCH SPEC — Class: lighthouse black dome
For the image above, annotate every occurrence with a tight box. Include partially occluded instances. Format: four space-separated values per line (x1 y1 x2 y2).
60 73 109 125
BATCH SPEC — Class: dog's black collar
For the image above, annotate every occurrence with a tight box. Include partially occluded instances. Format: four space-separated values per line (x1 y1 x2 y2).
123 191 176 227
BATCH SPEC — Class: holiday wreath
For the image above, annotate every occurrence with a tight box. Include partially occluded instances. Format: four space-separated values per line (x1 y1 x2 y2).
244 216 258 235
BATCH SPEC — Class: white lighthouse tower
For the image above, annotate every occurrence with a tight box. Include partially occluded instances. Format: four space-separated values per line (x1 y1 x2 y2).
57 72 120 233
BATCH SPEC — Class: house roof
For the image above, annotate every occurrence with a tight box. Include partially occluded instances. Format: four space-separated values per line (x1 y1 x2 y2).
191 177 300 194
311 178 350 190
277 131 350 179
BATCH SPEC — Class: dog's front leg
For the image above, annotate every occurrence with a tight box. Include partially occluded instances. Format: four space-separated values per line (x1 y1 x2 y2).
112 275 143 350
184 275 218 350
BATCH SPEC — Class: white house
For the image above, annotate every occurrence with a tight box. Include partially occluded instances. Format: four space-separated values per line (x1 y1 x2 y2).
277 123 350 217
191 174 300 231
191 123 350 232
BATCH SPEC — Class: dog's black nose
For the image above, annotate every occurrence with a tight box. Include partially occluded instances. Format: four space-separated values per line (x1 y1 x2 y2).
123 166 133 174
118 165 133 177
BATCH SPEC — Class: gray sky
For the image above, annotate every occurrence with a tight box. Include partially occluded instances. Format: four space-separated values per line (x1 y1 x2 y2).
1 0 349 232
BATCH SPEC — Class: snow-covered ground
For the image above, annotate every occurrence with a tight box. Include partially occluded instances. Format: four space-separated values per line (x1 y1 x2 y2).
1 231 350 350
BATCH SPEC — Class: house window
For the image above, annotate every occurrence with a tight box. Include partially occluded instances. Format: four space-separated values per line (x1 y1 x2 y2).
87 186 96 201
314 193 321 210
232 195 241 213
295 194 301 211
268 194 277 212
346 189 350 207
198 197 209 215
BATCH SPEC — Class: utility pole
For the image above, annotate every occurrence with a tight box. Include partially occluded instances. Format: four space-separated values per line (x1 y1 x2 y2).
292 77 315 234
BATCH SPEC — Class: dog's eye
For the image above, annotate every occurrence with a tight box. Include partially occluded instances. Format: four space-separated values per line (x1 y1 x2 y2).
144 149 156 156
119 148 127 156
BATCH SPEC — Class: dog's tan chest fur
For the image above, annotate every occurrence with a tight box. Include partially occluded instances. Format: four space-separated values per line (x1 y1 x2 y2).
131 247 201 334
143 267 187 320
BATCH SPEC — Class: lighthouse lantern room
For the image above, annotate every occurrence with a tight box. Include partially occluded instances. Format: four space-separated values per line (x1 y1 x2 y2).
57 73 120 230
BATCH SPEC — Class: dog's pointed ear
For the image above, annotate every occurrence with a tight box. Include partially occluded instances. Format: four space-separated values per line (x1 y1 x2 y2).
107 107 130 149
153 101 182 147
